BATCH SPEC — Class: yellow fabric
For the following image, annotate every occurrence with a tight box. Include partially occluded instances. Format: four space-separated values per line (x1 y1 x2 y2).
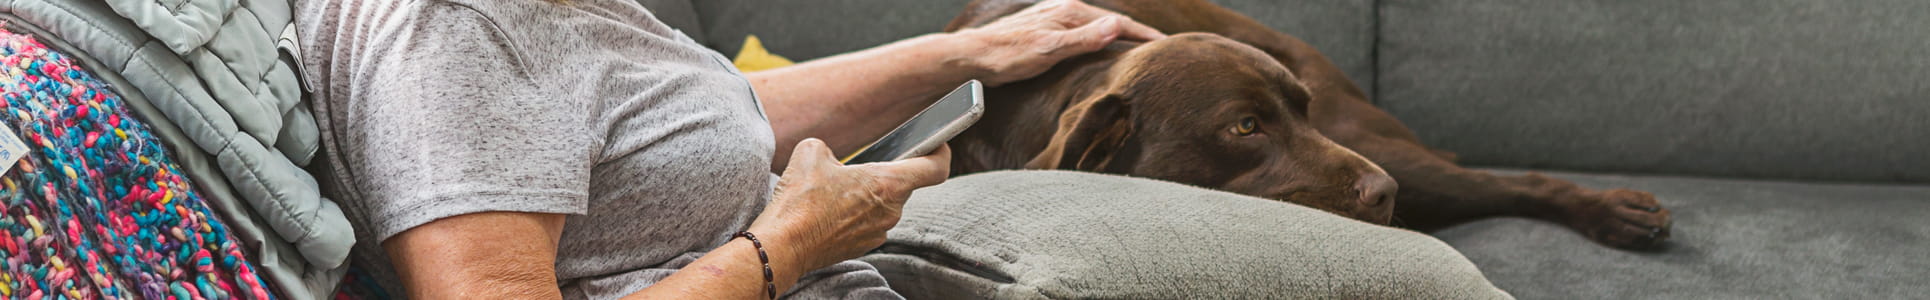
732 35 795 72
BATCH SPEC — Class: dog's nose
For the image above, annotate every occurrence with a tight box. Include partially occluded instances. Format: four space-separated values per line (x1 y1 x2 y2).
1354 173 1398 207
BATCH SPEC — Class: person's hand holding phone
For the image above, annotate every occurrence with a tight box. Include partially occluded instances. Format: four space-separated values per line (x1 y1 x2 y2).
746 138 951 275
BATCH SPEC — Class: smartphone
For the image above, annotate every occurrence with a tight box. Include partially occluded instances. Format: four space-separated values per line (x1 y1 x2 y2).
841 80 985 164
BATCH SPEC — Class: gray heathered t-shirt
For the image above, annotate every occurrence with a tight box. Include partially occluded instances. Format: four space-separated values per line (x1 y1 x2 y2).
296 0 899 298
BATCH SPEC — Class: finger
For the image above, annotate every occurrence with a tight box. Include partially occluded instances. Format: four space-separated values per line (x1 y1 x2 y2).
873 144 952 188
921 144 953 178
1031 0 1078 15
1112 17 1166 41
1051 0 1163 41
1029 0 1104 27
1061 15 1125 53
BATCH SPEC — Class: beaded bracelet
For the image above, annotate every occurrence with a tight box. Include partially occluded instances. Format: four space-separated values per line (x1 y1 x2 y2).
734 231 777 299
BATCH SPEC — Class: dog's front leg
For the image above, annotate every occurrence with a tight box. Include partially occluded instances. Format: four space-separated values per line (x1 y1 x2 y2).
1337 134 1674 250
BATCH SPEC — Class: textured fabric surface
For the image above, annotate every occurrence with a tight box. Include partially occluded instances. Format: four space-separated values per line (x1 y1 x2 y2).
688 0 1376 92
1378 0 1930 183
104 0 317 164
0 1 345 298
297 0 898 298
1438 169 1930 299
863 171 1511 299
0 26 273 299
5 13 342 299
95 0 341 252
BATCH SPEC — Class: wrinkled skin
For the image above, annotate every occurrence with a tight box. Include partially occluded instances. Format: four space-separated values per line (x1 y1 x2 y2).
946 0 1672 250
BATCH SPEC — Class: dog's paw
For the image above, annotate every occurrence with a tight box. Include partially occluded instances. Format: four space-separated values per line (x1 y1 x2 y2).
1566 189 1672 250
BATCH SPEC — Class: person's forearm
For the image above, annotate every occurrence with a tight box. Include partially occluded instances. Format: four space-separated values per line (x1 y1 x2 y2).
750 33 986 171
622 234 809 299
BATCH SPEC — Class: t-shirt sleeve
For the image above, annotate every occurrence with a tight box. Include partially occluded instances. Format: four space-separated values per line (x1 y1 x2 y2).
334 4 591 242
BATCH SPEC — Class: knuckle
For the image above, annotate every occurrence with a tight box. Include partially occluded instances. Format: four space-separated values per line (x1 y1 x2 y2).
1044 0 1072 9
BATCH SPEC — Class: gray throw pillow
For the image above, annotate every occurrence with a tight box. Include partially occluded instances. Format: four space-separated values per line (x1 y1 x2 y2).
861 171 1511 299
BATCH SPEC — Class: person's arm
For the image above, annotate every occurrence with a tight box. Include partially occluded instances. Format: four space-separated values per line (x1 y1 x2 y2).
754 0 1164 172
385 211 797 299
385 212 571 299
384 139 950 299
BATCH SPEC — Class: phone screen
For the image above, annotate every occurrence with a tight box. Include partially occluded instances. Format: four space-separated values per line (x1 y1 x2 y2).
842 81 984 164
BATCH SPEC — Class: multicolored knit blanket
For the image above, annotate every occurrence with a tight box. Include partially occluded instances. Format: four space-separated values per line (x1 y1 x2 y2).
1 24 274 299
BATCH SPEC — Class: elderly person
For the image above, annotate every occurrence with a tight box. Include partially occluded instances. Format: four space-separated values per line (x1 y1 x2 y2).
296 0 1162 298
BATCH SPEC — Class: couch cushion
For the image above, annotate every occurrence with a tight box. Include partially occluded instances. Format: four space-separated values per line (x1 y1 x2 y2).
1438 169 1930 298
863 171 1510 299
1378 0 1930 183
692 0 1376 91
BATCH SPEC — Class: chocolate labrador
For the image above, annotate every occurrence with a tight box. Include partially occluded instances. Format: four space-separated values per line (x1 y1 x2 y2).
945 0 1672 249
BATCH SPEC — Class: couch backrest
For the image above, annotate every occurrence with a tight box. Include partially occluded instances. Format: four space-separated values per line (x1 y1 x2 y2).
639 0 705 44
1378 0 1930 184
691 0 971 63
679 0 1378 92
648 0 1929 184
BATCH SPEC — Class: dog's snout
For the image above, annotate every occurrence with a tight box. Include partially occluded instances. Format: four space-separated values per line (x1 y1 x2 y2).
1355 173 1397 207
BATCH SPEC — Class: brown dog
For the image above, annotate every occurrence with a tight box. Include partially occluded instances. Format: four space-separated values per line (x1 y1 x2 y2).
946 0 1673 249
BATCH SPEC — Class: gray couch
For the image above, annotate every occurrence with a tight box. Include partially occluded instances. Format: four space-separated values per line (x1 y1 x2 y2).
644 0 1929 298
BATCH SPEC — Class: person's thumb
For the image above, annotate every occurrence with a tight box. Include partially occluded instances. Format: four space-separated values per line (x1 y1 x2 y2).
870 144 952 189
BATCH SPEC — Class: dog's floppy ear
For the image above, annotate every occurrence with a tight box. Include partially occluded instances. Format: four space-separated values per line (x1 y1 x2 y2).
1280 78 1315 118
1026 94 1134 171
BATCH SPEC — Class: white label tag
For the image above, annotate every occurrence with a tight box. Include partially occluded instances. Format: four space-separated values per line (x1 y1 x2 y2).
0 124 28 176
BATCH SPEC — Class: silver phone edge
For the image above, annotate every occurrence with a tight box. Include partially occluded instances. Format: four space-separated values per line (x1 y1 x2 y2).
890 80 985 161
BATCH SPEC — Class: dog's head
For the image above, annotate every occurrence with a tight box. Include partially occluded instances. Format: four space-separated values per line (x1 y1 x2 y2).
1027 33 1396 224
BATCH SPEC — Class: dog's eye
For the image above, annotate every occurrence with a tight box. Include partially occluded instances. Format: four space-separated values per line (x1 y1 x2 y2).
1233 117 1259 136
